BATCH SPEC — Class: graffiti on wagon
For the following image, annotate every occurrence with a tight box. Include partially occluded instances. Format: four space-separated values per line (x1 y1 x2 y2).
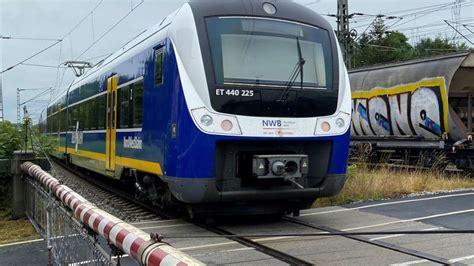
351 77 449 138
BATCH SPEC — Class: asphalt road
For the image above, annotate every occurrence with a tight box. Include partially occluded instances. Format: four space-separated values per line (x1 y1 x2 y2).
2 189 473 265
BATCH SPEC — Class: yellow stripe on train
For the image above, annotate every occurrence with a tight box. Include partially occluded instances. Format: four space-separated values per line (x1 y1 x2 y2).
57 146 163 176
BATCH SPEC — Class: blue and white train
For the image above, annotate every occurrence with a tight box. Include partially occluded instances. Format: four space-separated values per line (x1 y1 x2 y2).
41 0 352 216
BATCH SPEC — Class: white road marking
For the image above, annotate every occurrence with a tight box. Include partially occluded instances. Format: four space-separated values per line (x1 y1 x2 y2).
222 247 255 252
369 227 440 241
68 259 100 265
179 236 296 251
391 259 427 265
342 209 474 231
111 254 129 259
139 223 189 230
179 210 471 253
392 254 474 266
0 238 43 248
131 219 181 226
449 255 474 263
179 241 236 251
301 192 474 216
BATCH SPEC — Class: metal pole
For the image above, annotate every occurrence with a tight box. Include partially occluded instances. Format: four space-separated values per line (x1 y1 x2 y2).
17 88 21 126
0 80 4 122
337 0 351 67
46 203 53 266
468 93 472 132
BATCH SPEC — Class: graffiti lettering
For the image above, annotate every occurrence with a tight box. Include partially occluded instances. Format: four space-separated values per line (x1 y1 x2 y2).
351 77 448 139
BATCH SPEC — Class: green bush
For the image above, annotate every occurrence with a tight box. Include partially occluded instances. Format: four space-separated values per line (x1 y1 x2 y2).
0 121 22 159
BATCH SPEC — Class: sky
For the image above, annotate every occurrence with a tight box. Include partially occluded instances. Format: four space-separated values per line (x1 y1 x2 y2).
0 0 473 123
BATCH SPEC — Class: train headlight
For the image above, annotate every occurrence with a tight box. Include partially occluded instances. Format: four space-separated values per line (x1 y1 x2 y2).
221 119 233 131
336 118 345 128
200 115 213 127
314 112 350 136
191 107 242 135
321 121 331 132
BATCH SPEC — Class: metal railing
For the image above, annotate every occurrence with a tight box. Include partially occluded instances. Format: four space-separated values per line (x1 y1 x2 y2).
21 162 203 266
26 178 113 265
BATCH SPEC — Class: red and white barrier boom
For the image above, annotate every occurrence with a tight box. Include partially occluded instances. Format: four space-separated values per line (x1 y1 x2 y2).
21 162 203 266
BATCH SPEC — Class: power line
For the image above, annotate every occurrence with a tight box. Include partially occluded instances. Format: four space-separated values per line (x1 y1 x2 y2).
20 63 66 69
0 0 104 75
445 20 474 45
0 36 61 41
75 0 144 60
392 2 474 29
0 40 62 75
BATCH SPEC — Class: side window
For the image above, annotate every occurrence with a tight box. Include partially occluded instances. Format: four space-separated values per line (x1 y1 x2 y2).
154 46 164 85
61 109 67 132
72 106 79 130
79 104 85 130
119 86 131 128
84 102 91 130
98 95 106 130
90 98 98 130
132 82 144 127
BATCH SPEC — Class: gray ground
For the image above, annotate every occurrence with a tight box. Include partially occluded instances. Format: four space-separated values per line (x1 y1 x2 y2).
2 189 473 265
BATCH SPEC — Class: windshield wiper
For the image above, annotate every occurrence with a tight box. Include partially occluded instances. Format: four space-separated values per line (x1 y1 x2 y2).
278 37 305 103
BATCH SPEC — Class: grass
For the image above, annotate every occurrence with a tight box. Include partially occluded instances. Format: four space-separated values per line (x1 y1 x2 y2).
315 164 474 207
0 209 40 245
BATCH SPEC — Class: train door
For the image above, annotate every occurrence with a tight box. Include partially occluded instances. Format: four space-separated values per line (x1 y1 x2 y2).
106 75 118 171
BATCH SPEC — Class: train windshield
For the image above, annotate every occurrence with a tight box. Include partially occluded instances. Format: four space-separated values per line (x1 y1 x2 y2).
206 17 333 89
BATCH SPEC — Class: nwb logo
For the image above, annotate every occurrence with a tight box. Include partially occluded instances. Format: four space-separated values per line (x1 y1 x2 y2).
262 120 282 127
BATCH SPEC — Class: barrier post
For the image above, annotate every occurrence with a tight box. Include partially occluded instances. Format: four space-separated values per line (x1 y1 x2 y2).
11 150 35 219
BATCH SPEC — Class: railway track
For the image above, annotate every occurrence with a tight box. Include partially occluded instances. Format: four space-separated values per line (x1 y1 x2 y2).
50 160 162 222
282 217 455 265
49 160 316 264
48 160 467 265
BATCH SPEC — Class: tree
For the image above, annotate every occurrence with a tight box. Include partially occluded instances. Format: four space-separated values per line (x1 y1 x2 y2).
352 18 414 68
414 37 469 57
0 121 22 159
350 18 470 69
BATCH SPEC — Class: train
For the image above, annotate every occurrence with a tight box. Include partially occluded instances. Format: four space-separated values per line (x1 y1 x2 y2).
40 0 352 217
349 51 474 170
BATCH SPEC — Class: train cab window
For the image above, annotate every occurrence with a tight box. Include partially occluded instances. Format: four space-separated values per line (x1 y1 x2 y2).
119 87 131 128
154 46 164 85
132 82 144 127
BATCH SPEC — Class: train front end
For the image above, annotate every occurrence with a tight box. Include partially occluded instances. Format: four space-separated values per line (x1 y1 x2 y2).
166 0 351 215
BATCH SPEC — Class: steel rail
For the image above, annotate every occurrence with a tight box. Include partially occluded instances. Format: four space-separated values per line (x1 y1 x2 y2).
50 158 469 265
282 217 456 266
193 222 314 266
158 229 474 238
52 159 315 265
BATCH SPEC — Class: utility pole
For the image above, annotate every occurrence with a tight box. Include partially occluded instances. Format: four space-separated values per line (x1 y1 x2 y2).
0 81 4 122
17 88 21 126
16 87 51 126
337 0 351 68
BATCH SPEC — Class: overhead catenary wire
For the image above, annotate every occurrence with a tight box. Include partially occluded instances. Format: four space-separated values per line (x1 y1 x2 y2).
0 0 105 75
445 20 474 45
74 0 145 60
20 63 67 69
352 1 459 30
0 40 62 75
0 36 62 42
20 88 52 106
